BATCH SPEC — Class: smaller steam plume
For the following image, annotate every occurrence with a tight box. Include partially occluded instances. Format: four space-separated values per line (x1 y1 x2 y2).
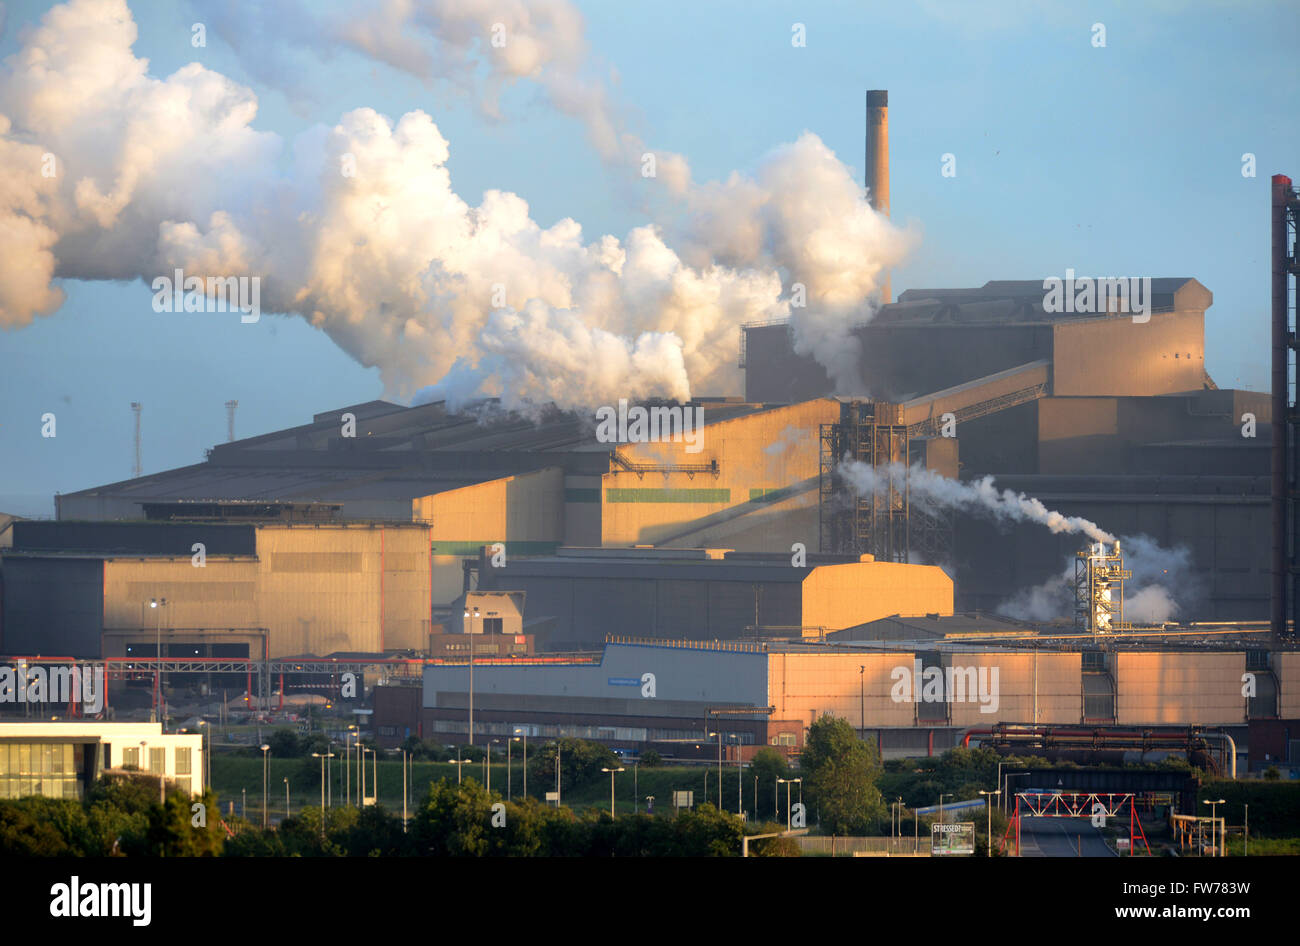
838 460 1193 623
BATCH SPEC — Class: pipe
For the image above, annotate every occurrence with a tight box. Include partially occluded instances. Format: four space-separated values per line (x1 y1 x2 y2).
1202 730 1237 780
865 89 890 303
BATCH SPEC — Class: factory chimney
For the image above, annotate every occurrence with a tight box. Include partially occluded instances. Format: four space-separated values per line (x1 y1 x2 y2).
130 401 142 477
866 89 890 303
225 399 238 443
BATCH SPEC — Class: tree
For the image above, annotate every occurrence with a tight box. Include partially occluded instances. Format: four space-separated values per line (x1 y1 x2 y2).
267 728 302 758
526 738 617 795
639 749 664 768
411 778 499 856
145 788 225 856
0 798 88 856
748 747 792 819
798 715 884 834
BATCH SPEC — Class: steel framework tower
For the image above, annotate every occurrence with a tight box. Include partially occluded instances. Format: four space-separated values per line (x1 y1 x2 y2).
819 401 909 561
1074 541 1133 634
819 399 953 563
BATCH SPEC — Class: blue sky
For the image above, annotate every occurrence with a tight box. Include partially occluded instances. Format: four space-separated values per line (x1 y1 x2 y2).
1 0 1296 516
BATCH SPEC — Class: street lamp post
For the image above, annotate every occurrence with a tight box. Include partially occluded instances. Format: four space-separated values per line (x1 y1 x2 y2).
728 734 743 817
345 725 357 806
601 766 625 817
448 746 470 786
490 739 502 795
858 665 865 738
260 743 271 829
284 777 290 818
555 743 562 806
979 790 1001 857
149 598 167 724
464 604 480 746
1204 798 1226 857
311 752 334 839
777 777 801 830
513 734 527 798
709 731 723 807
1244 803 1249 857
197 719 210 795
513 729 528 798
360 746 376 806
1005 773 1029 816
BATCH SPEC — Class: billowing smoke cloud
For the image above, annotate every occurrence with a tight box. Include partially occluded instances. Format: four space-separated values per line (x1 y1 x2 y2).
0 0 914 411
839 460 1192 624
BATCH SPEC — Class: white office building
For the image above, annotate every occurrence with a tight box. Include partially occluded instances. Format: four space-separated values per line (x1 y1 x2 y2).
0 722 204 801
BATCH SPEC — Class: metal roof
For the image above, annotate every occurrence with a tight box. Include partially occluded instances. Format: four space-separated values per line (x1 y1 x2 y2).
59 398 809 506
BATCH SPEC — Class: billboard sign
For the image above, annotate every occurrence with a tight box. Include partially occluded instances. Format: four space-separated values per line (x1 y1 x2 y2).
931 822 976 856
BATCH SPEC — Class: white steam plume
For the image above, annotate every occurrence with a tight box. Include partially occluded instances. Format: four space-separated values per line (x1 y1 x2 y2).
0 0 914 411
838 460 1193 623
839 460 1115 543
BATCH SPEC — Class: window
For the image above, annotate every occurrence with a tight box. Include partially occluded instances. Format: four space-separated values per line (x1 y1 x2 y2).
484 617 503 635
121 747 139 770
0 743 80 800
175 747 191 776
149 748 165 774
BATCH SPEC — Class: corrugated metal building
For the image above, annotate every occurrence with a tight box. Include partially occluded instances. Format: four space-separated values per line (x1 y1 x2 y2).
471 547 954 650
1 520 432 658
378 638 1300 760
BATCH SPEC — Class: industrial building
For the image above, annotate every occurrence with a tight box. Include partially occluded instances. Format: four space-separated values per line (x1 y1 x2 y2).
372 635 1300 770
741 278 1272 620
49 397 842 607
471 546 953 650
1 519 433 659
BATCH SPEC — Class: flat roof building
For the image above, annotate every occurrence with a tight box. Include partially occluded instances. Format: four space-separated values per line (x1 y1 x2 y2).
0 721 203 801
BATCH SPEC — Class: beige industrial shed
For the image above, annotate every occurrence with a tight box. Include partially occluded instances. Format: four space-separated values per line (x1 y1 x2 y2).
3 520 433 659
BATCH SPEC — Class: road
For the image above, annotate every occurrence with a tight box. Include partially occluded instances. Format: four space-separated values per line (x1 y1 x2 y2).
1016 817 1118 857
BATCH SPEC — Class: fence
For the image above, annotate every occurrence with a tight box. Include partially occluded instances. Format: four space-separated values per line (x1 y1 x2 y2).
797 836 931 857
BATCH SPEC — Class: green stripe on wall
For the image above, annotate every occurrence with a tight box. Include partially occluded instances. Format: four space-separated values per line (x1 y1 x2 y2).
564 488 601 503
605 488 731 504
433 541 562 556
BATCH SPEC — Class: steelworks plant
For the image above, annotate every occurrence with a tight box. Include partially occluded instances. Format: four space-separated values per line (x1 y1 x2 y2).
1 95 1296 777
